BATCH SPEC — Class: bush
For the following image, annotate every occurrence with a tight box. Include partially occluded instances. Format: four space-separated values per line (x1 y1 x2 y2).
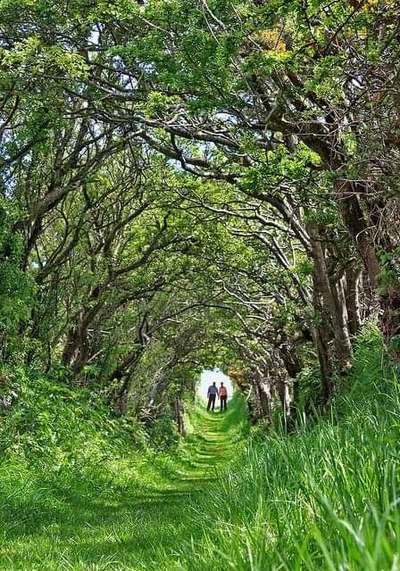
0 367 147 472
144 413 179 451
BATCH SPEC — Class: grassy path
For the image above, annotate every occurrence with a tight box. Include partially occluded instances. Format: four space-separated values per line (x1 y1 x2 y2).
0 397 247 570
176 399 244 485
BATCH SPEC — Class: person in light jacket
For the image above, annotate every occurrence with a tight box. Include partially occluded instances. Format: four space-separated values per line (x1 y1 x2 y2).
219 382 228 412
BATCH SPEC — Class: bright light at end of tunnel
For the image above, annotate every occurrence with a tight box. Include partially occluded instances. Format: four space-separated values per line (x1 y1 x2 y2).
197 369 233 401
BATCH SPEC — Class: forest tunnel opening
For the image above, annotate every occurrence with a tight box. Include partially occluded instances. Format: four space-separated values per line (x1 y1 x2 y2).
197 368 234 402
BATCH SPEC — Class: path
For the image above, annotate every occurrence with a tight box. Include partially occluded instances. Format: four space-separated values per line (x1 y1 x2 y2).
106 397 246 570
175 399 244 487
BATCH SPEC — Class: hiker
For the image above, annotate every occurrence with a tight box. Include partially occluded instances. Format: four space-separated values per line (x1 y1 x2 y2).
207 381 219 412
219 382 228 412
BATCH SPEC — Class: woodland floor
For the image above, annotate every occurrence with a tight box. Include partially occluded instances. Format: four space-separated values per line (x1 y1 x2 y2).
0 399 246 570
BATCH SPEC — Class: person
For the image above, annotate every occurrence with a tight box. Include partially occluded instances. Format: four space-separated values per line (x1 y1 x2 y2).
207 381 219 412
219 382 228 412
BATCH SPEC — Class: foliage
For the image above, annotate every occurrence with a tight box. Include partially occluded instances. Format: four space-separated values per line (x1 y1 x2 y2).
0 367 148 469
144 413 180 451
0 0 399 414
0 201 34 344
0 2 400 570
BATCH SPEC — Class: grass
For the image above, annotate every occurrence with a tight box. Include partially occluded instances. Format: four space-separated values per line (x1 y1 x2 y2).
0 394 248 570
172 325 400 571
185 399 400 570
1 324 400 570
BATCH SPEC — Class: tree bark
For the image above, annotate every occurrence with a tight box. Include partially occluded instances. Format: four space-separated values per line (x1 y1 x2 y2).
381 286 400 361
253 367 273 422
308 222 352 373
310 251 335 403
336 182 380 288
175 394 186 435
273 351 292 430
345 264 362 336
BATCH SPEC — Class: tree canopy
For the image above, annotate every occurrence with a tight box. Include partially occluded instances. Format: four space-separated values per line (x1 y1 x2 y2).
1 0 400 422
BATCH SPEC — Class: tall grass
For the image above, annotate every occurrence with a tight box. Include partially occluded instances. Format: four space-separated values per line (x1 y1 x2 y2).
170 324 400 570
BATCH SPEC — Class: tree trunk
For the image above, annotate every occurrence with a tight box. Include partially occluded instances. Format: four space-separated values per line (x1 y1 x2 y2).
381 286 400 361
336 182 400 360
345 264 362 336
336 183 380 289
62 289 104 374
330 271 352 360
278 337 303 378
273 352 292 430
313 324 334 405
62 322 91 375
310 256 335 403
308 222 352 372
175 394 186 435
253 368 273 422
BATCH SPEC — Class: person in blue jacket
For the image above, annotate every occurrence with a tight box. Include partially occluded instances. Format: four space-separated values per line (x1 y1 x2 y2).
207 382 219 412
